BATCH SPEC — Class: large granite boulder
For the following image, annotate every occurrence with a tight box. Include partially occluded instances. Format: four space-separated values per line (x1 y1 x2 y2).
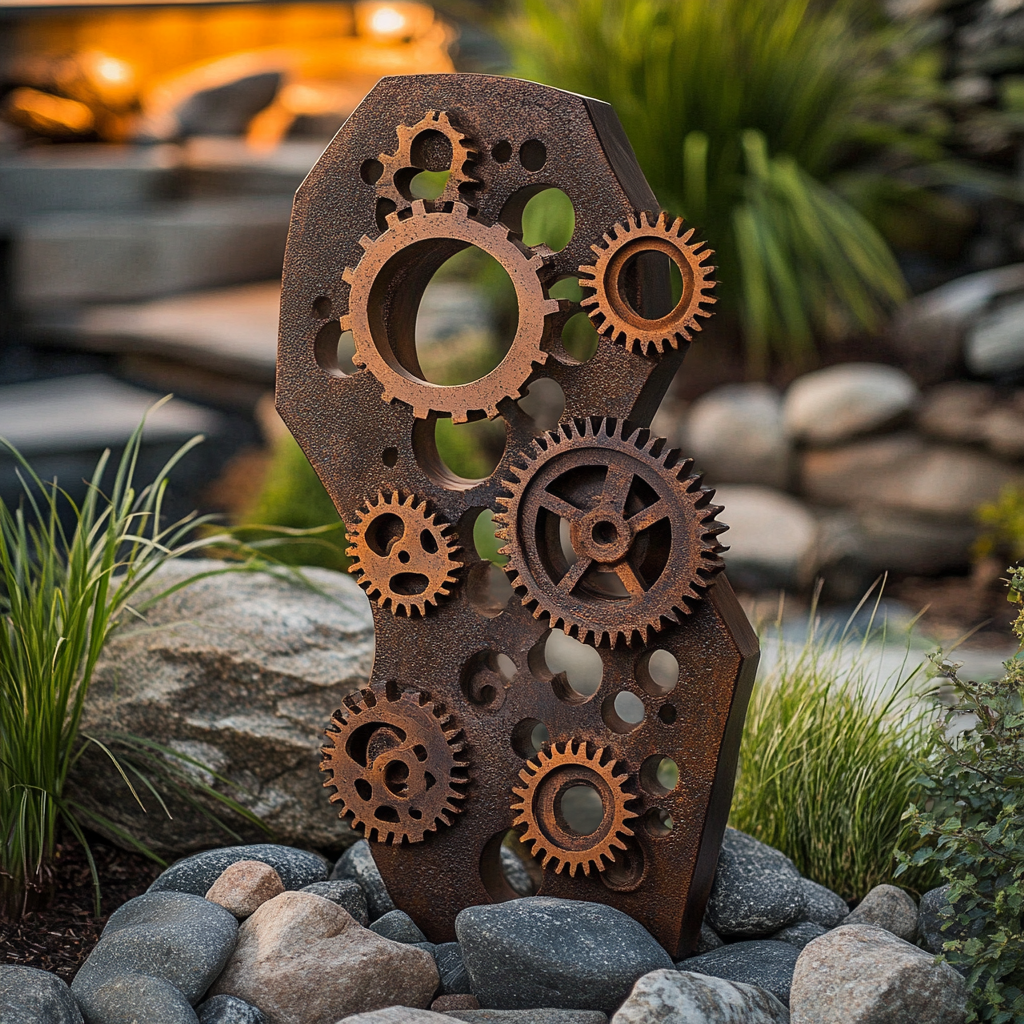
71 559 373 856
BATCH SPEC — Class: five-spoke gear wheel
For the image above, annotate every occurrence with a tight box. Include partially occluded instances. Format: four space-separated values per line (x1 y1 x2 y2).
321 683 468 844
511 740 638 877
494 417 727 646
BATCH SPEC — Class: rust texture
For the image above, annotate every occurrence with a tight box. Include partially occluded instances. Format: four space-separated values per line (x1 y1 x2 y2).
277 73 760 959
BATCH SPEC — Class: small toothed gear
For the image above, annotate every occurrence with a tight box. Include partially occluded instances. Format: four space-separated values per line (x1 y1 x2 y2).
376 110 479 212
578 211 716 357
347 491 462 617
494 417 727 646
341 201 559 422
511 740 638 876
321 683 468 844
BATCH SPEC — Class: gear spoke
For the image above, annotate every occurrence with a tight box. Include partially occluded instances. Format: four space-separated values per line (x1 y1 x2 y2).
627 499 667 534
539 491 583 521
614 559 647 597
602 463 635 514
556 555 593 594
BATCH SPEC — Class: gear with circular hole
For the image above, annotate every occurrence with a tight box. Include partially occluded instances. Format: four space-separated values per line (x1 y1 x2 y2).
340 201 560 422
321 683 468 844
346 491 462 617
511 740 638 876
578 211 716 357
376 110 479 212
494 417 727 646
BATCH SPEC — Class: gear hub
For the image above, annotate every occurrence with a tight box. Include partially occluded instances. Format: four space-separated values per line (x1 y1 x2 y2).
511 740 638 876
321 683 468 844
494 417 727 646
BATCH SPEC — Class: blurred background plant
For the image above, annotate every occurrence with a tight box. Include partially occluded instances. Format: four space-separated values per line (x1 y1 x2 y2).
975 485 1024 566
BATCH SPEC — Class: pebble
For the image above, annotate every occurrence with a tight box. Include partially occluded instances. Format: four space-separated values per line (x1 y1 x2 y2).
798 880 848 929
197 994 268 1023
966 294 1024 376
917 884 962 954
370 909 428 944
72 892 237 1023
149 844 327 896
209 891 438 1022
343 1011 454 1024
434 941 472 995
611 968 790 1024
0 965 83 1024
790 924 967 1023
917 382 996 445
205 860 285 919
841 885 918 942
680 939 799 1007
448 1013 608 1023
432 994 481 1012
500 843 535 897
705 828 805 938
784 363 918 446
456 897 673 1015
300 880 369 925
331 840 397 920
696 922 724 953
770 921 828 950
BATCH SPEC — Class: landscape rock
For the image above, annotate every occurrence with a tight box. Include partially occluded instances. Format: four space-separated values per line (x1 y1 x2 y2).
687 384 790 488
448 1012 608 1023
371 909 428 944
432 995 481 1012
331 840 397 920
611 969 790 1024
918 884 961 954
790 924 967 1023
75 560 372 856
770 921 827 950
434 942 472 996
714 486 818 590
210 891 438 1022
301 880 369 925
0 966 83 1024
982 403 1024 458
705 828 805 938
917 382 997 444
797 880 848 929
205 860 285 919
696 922 724 953
343 1012 454 1024
150 844 327 897
966 293 1024 376
784 364 918 446
680 940 799 1007
456 897 673 1015
197 994 268 1024
72 891 237 1023
841 885 918 942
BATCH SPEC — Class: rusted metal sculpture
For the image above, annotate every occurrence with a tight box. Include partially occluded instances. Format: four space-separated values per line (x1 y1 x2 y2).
276 73 759 959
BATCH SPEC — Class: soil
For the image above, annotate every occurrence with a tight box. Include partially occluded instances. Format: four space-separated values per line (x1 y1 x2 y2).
0 835 161 982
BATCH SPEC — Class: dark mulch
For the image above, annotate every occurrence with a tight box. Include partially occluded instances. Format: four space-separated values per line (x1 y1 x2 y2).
0 836 162 982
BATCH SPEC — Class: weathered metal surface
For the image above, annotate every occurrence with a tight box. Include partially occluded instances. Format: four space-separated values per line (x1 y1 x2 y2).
277 73 759 959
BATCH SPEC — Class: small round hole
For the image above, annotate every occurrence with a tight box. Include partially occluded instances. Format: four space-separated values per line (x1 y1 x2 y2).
640 755 679 797
467 560 513 620
409 168 450 200
473 508 507 565
360 158 384 184
512 718 549 757
496 653 517 680
432 417 505 484
638 649 680 696
601 839 646 892
644 807 674 837
592 520 619 545
560 311 599 362
658 704 677 725
559 784 604 836
410 128 454 171
375 197 397 232
544 630 602 700
517 377 565 431
313 296 332 318
522 187 573 251
390 572 428 595
519 139 547 172
381 447 399 467
548 276 584 302
602 690 645 733
492 140 512 163
480 829 542 902
383 760 409 795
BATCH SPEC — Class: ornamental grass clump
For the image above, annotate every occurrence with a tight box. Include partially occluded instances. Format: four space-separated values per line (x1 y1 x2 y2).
731 592 936 900
0 407 264 920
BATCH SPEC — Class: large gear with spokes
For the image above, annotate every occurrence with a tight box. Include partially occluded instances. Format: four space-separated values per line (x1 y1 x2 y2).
578 211 716 357
321 683 468 844
346 491 462 617
494 417 727 646
340 201 559 422
376 110 479 212
511 740 638 877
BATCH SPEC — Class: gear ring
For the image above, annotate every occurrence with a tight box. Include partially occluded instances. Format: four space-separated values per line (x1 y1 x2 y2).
340 201 560 422
578 212 716 357
321 683 468 844
346 491 462 617
376 110 478 212
494 417 727 646
511 740 638 876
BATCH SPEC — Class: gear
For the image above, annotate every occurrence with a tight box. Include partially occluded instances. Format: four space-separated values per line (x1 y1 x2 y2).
578 211 716 357
511 740 638 876
321 683 468 844
494 417 727 646
346 491 462 617
341 201 559 423
376 110 479 212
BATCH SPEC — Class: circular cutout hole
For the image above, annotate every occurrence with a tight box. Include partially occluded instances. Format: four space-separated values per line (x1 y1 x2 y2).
375 197 396 232
658 703 677 725
467 559 514 619
522 188 574 252
496 653 517 680
544 630 602 700
364 511 404 556
638 649 679 696
601 839 646 892
617 249 682 321
512 718 549 758
519 138 547 171
602 690 645 733
480 829 542 901
408 169 450 200
360 158 383 184
548 275 584 302
410 128 453 171
473 508 507 565
559 784 604 836
592 520 619 545
640 755 679 797
461 650 511 710
517 377 565 431
560 311 599 362
383 759 409 796
381 447 399 468
431 417 505 484
492 140 512 163
644 807 674 837
313 295 332 318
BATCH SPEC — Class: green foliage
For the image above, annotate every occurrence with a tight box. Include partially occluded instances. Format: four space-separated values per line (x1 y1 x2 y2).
975 486 1024 565
506 0 925 372
732 596 935 900
896 568 1024 1023
0 411 266 919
